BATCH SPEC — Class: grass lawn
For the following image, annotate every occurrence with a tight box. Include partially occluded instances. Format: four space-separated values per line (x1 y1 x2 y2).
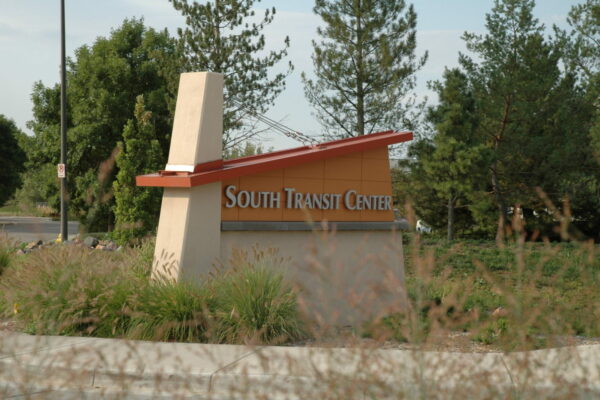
0 202 55 217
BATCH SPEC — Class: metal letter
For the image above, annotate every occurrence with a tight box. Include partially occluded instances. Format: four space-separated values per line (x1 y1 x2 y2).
238 191 251 208
344 190 357 210
304 193 314 209
284 187 295 208
294 192 303 209
270 192 281 208
224 185 237 208
321 193 330 210
332 194 341 210
312 193 322 209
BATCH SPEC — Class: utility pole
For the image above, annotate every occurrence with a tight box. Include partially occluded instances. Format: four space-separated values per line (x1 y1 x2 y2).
59 0 68 241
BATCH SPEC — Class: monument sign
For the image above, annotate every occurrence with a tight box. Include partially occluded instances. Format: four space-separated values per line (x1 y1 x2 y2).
137 72 412 323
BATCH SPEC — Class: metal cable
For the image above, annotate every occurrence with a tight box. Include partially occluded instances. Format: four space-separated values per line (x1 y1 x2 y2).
232 99 319 146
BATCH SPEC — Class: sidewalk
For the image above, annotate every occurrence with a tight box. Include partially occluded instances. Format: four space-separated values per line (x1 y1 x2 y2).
1 331 599 399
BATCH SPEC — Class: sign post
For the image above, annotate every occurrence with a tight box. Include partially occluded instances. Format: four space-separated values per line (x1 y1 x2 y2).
57 163 65 179
59 0 68 241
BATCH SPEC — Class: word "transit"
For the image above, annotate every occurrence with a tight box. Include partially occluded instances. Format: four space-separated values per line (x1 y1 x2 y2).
224 185 392 211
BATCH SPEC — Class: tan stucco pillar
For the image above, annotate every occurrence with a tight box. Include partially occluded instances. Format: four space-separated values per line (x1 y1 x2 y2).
152 72 223 282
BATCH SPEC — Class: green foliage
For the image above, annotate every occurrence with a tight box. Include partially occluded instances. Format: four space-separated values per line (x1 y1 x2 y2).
0 244 303 345
127 282 211 342
211 251 302 344
113 96 164 244
557 0 599 90
0 247 142 335
0 239 13 277
398 0 600 240
399 237 600 349
303 0 427 137
14 164 60 214
459 0 596 238
420 69 491 240
558 0 600 239
23 19 176 232
169 0 292 150
0 115 27 206
223 141 268 160
474 317 509 345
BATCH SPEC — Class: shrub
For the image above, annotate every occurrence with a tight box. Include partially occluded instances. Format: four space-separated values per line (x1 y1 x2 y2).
0 242 304 345
0 246 143 336
211 250 303 344
397 233 600 351
0 242 11 277
126 282 212 342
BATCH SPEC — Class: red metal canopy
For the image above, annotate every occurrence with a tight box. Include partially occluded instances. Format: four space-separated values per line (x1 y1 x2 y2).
136 130 413 188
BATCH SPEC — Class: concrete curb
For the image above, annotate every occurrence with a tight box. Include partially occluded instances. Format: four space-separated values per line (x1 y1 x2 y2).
1 332 599 399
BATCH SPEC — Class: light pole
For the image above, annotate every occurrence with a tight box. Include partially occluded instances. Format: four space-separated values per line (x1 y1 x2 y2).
59 0 68 241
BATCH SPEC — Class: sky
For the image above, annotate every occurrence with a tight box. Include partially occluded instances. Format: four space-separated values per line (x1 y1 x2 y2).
0 0 580 150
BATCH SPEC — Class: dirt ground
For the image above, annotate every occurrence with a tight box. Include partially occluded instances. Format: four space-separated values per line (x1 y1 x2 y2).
292 330 600 353
2 318 599 352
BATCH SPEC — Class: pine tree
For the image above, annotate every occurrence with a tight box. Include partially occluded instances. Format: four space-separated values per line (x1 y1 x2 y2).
303 0 427 138
557 0 600 239
423 69 490 241
560 0 599 154
113 96 164 244
460 0 567 239
558 0 599 90
169 0 292 150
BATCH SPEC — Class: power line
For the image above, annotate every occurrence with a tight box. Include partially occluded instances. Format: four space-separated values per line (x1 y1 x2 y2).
232 99 319 146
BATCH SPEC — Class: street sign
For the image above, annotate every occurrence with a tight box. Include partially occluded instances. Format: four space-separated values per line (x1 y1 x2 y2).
57 163 66 178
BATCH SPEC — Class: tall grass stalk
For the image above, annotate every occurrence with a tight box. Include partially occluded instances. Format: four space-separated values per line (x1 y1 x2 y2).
0 242 304 345
212 259 302 344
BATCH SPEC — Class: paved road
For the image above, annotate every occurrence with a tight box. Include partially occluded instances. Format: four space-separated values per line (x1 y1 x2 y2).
0 216 79 243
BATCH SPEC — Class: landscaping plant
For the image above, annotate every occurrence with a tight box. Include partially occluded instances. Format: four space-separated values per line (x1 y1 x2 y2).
0 241 304 345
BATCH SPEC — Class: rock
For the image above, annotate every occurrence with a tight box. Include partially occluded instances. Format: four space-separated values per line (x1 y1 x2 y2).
492 307 508 318
83 236 99 248
25 240 43 250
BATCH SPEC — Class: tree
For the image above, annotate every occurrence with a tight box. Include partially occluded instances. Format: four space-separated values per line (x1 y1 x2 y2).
113 96 164 244
23 19 177 231
560 0 599 154
422 69 491 241
169 0 293 150
0 115 27 206
558 0 599 91
460 0 577 239
224 141 269 159
557 0 600 239
303 0 427 138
